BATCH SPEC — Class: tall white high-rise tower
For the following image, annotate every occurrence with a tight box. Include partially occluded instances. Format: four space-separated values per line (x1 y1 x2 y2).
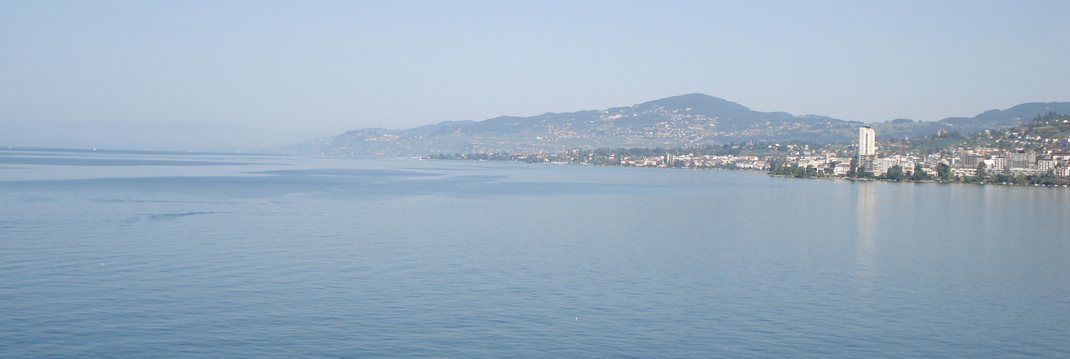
859 126 876 158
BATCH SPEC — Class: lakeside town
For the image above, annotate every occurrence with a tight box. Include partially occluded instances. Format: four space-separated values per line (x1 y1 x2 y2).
429 112 1070 186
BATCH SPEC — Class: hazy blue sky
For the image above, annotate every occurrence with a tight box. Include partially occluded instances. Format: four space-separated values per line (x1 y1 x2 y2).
2 1 1068 133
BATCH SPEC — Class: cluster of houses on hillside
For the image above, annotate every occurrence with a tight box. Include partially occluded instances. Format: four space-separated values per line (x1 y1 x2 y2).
438 123 1070 185
772 148 1069 178
618 153 766 170
615 126 1070 180
799 126 1070 178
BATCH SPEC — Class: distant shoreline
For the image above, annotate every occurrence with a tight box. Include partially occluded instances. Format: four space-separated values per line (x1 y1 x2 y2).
426 156 1070 188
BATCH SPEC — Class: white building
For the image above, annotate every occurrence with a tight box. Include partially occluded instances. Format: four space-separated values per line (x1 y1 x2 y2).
1055 165 1070 178
1038 159 1056 173
834 163 851 176
858 126 877 173
875 158 900 175
991 156 1007 172
1009 150 1036 169
859 126 876 158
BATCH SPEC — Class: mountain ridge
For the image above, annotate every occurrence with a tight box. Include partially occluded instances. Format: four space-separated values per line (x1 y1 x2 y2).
273 94 1070 156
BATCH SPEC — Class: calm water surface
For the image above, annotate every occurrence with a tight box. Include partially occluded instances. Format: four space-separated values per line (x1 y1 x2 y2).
2 149 1068 358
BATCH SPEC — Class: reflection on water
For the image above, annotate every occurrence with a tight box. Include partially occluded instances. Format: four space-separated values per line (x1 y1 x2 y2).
854 183 876 291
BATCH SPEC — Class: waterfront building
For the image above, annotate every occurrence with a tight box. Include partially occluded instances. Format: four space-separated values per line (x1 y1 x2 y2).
1056 165 1070 178
1009 167 1040 176
875 158 900 175
859 126 877 173
834 163 851 176
1009 150 1037 169
951 167 978 178
991 156 1007 172
963 155 986 168
1038 159 1056 173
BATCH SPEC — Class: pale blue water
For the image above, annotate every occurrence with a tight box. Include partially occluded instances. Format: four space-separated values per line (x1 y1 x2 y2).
2 148 1069 358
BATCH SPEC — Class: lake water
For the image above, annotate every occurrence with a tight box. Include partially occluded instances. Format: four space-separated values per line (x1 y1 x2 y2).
2 148 1068 358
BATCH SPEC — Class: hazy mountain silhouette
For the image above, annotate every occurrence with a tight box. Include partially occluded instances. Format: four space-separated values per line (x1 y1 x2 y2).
272 94 1070 156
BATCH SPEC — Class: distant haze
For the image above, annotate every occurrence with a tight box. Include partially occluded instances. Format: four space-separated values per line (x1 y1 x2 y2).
0 121 329 152
2 2 1069 133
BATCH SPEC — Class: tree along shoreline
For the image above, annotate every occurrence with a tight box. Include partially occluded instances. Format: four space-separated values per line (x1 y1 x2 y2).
768 157 1067 187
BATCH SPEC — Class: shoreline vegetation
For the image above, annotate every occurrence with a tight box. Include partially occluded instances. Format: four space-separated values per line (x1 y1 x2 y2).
426 112 1070 188
767 160 1067 187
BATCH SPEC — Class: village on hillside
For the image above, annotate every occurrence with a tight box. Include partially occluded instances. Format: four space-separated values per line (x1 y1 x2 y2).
430 113 1070 186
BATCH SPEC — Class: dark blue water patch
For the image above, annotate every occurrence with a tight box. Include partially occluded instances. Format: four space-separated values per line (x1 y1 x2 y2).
144 212 219 221
2 175 372 198
9 196 57 202
0 147 282 157
400 166 483 172
1 174 510 199
400 161 529 172
448 180 674 197
1 173 666 201
2 149 146 158
0 156 251 167
247 168 443 177
91 199 226 204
